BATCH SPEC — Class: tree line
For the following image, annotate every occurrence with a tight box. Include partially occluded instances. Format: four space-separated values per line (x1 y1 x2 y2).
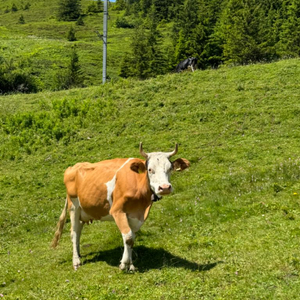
118 0 300 78
3 0 300 93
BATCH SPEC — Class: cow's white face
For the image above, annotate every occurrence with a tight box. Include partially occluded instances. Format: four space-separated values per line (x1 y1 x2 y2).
139 142 190 197
146 152 173 195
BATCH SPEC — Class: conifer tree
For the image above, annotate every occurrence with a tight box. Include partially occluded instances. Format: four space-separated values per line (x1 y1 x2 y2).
119 22 167 79
58 0 81 21
18 14 25 24
76 15 84 26
217 0 265 64
66 47 84 88
278 0 300 56
11 4 18 12
67 26 77 41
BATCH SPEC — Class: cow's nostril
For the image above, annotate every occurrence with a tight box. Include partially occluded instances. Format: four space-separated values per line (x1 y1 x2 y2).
159 184 171 191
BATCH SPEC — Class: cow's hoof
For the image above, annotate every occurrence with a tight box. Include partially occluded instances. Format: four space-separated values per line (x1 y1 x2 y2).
119 263 135 272
129 264 135 272
73 263 80 270
73 258 81 270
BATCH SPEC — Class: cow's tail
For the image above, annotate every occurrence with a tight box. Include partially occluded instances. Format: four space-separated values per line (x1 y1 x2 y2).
51 197 68 248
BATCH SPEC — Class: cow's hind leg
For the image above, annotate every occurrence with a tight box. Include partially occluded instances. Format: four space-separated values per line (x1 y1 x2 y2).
69 197 84 270
111 211 135 271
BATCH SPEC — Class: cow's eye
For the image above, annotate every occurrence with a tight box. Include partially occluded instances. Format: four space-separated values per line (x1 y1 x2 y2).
148 168 155 174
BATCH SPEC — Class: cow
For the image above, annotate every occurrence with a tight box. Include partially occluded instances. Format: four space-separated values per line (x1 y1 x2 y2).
51 143 190 271
175 57 197 73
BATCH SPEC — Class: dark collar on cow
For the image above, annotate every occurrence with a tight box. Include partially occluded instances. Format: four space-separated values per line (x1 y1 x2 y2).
151 192 162 202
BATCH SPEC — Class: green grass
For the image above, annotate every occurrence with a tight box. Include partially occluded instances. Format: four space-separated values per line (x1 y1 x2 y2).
1 59 300 299
0 0 134 88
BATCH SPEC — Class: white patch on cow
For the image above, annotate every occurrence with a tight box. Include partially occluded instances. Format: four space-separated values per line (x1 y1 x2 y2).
105 158 133 206
105 175 117 206
75 196 93 223
69 197 84 269
120 229 135 269
122 229 135 241
128 217 144 233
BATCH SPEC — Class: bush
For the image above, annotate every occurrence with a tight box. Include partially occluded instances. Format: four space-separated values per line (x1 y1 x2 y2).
76 15 84 26
58 0 81 21
67 26 77 41
24 2 31 10
115 16 134 28
86 0 103 14
0 96 117 159
11 4 18 12
18 15 25 24
0 57 37 94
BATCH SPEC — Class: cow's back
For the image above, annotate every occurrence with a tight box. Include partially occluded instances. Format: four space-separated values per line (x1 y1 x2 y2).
64 158 148 220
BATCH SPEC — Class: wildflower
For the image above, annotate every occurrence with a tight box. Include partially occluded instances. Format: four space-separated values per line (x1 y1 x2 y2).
293 192 298 195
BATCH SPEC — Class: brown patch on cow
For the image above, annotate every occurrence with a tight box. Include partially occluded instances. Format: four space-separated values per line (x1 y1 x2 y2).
126 236 134 247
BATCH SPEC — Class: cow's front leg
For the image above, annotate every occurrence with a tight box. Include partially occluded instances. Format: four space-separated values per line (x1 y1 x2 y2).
111 211 135 271
69 198 84 270
120 229 136 271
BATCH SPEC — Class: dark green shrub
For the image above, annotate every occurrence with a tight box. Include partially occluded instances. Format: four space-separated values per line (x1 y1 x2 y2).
115 16 134 28
67 26 77 41
18 15 25 24
76 15 84 25
11 3 18 12
24 2 31 10
58 0 81 21
86 0 103 14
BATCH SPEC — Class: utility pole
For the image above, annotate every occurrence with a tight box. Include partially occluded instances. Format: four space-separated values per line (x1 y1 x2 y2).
102 0 108 84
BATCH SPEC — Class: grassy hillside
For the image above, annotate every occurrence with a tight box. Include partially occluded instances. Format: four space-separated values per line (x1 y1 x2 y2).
0 0 135 89
1 59 300 299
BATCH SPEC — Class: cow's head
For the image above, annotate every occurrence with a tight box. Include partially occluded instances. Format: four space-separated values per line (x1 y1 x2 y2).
137 142 190 197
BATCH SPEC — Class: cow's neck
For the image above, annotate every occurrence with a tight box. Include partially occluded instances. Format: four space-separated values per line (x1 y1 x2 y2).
151 192 162 202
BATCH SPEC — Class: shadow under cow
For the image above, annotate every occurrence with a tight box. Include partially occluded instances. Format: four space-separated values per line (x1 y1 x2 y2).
82 245 221 272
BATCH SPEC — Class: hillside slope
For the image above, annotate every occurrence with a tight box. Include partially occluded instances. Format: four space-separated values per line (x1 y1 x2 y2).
1 60 300 299
0 0 134 89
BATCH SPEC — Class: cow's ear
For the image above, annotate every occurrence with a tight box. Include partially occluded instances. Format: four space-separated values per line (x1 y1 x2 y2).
172 158 190 171
130 161 146 174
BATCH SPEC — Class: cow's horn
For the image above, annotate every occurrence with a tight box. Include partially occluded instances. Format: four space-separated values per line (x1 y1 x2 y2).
139 142 148 158
167 143 178 157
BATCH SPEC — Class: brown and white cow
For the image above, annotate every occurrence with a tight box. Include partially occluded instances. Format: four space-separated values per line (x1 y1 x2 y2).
51 143 190 271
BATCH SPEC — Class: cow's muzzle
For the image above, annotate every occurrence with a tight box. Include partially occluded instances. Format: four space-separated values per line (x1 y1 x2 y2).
158 184 172 195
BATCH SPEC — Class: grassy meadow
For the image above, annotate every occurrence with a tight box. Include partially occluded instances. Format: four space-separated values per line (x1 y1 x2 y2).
0 0 137 89
1 58 300 299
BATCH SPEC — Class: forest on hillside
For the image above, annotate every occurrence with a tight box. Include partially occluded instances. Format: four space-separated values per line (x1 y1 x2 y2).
119 0 300 78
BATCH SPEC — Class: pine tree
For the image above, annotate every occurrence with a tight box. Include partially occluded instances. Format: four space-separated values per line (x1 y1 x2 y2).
119 53 134 78
67 26 77 41
76 15 84 26
130 26 152 79
278 0 300 57
119 22 167 79
152 0 169 21
58 0 81 21
114 0 127 11
11 3 18 12
174 30 187 63
217 0 266 64
18 14 25 24
66 47 84 88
